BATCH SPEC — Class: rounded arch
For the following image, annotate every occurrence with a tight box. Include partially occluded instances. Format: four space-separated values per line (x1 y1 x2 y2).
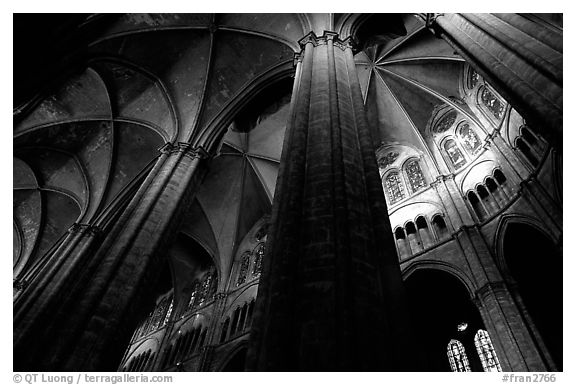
402 260 477 299
494 216 562 369
402 265 486 371
193 61 295 152
493 214 559 273
476 85 506 125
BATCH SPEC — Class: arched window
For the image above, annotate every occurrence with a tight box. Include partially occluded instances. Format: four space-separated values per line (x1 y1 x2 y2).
520 125 546 154
253 243 265 277
459 123 482 155
434 110 458 134
415 216 433 249
516 137 539 167
220 317 230 343
447 339 471 372
480 86 505 120
432 215 448 240
444 139 467 169
198 270 216 307
474 330 502 372
493 169 507 185
405 159 426 193
485 177 498 193
394 227 411 260
188 281 200 311
237 251 250 286
163 297 173 326
468 191 486 221
385 171 406 204
467 67 480 89
405 221 422 254
151 296 171 331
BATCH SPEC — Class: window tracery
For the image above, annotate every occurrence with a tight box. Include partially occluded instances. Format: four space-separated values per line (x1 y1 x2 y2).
385 172 406 204
468 68 480 89
378 151 399 169
253 242 265 277
474 330 502 372
163 298 173 326
188 281 200 310
150 296 171 331
444 139 467 169
480 87 505 120
198 270 216 307
447 339 471 372
459 123 481 155
434 110 457 133
405 160 426 193
237 252 251 286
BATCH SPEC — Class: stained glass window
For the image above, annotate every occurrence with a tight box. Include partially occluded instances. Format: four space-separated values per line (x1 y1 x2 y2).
163 298 173 326
468 68 480 89
188 281 200 310
481 87 505 120
151 297 170 330
199 271 215 306
434 110 457 133
237 252 250 286
255 224 268 242
447 339 471 372
474 330 502 372
253 243 265 277
405 160 426 193
385 172 406 204
444 139 467 169
377 152 399 169
459 123 482 154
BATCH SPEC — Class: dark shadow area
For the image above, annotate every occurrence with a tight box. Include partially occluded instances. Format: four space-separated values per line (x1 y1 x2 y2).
404 269 485 371
504 223 562 369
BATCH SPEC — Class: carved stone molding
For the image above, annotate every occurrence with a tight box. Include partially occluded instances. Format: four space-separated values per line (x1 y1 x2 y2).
474 281 509 303
297 31 353 52
160 142 210 160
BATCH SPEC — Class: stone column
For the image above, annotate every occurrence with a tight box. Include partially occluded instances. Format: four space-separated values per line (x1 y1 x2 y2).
428 13 562 148
13 142 209 371
455 227 550 371
246 31 418 371
474 283 552 371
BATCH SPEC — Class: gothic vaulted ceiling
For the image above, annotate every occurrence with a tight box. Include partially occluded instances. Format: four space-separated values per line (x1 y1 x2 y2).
13 13 465 289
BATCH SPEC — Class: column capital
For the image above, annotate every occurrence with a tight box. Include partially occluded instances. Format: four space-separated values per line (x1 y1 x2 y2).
474 281 509 303
430 174 455 187
160 142 210 160
297 31 353 52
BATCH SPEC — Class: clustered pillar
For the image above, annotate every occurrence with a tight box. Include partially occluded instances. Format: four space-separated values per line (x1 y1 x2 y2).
246 31 417 371
428 13 562 148
13 142 208 371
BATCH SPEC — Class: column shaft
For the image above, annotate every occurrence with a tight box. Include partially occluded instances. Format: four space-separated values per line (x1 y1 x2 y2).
247 32 416 371
13 143 208 371
431 13 562 148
